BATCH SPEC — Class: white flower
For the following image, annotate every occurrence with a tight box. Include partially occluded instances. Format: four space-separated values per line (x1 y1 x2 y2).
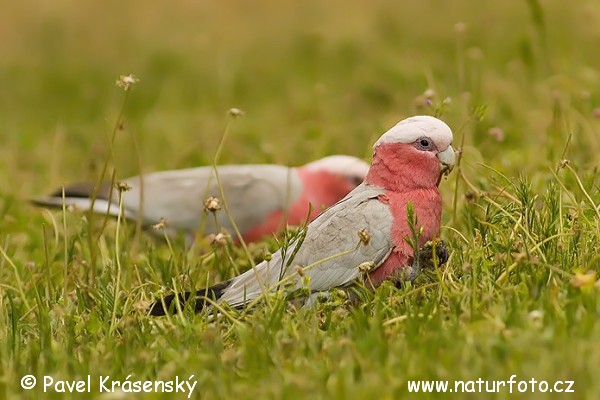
203 196 221 212
115 74 139 91
228 108 244 117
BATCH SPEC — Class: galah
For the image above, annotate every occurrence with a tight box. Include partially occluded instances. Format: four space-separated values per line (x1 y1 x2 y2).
32 155 369 242
150 115 456 315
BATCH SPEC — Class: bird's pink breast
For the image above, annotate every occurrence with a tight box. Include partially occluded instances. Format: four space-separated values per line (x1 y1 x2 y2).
369 189 442 284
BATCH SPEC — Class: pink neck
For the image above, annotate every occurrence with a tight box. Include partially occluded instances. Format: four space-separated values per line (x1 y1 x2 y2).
365 143 440 191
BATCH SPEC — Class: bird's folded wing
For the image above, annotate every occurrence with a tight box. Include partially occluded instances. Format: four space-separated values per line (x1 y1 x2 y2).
220 183 393 307
121 164 303 233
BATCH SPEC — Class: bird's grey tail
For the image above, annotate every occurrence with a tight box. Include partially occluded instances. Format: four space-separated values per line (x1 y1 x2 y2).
30 182 119 216
149 280 233 316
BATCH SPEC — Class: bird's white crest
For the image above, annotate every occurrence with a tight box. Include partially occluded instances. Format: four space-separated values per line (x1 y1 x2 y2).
302 155 370 180
374 115 453 151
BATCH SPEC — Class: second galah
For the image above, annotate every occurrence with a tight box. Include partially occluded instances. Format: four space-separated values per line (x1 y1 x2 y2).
151 115 456 315
32 155 369 242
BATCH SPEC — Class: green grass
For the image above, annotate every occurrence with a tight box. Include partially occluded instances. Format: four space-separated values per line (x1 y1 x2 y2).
1 0 600 398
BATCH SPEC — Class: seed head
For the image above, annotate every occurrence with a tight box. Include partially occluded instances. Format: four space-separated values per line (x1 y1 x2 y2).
115 181 132 192
558 159 570 170
454 22 467 33
204 196 221 212
208 232 229 246
228 108 244 118
294 265 305 277
358 261 375 273
151 218 168 231
423 88 435 99
528 310 543 321
115 74 139 91
464 192 477 202
358 229 371 245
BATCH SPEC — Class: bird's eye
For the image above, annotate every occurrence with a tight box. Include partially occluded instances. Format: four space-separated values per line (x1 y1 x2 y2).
414 137 435 151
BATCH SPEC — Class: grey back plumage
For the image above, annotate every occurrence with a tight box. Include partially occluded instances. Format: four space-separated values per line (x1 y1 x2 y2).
219 183 393 307
119 164 303 235
33 164 304 237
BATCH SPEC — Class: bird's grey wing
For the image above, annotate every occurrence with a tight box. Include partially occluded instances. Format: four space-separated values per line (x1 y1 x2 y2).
209 165 303 235
120 167 213 229
121 165 303 234
220 184 393 307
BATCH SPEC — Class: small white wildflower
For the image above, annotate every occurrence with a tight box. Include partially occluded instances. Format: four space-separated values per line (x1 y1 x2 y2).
528 310 543 321
204 196 221 212
151 218 168 231
454 22 467 33
423 88 435 99
208 232 229 246
228 108 244 118
358 261 375 273
115 74 139 91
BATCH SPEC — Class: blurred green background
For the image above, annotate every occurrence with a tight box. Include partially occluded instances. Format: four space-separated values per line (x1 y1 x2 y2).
1 1 600 399
2 0 599 194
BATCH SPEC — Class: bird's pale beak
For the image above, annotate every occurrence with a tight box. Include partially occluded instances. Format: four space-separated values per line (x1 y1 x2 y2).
437 145 456 178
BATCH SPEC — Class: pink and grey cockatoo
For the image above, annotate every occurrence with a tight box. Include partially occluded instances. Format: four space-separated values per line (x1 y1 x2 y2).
150 115 456 315
32 155 369 242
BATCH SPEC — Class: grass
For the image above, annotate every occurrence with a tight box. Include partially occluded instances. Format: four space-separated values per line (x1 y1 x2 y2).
1 0 600 398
